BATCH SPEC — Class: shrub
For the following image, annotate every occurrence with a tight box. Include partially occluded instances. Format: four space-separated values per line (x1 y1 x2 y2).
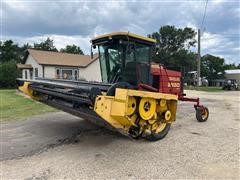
0 61 20 88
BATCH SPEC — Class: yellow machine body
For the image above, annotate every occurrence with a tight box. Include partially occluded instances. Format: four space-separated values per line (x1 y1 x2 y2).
16 31 184 140
19 81 178 138
94 88 178 136
18 82 38 99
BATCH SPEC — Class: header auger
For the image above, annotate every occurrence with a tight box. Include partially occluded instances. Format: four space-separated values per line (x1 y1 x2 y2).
17 32 209 141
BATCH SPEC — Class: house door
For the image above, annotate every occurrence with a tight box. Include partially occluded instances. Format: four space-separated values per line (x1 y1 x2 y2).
30 69 33 79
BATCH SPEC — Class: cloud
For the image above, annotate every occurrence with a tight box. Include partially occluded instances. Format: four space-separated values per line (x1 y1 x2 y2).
1 0 209 36
2 0 240 63
201 32 239 63
3 34 93 54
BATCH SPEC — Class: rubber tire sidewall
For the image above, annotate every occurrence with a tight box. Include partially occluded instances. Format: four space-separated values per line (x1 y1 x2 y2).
196 107 209 122
145 123 171 141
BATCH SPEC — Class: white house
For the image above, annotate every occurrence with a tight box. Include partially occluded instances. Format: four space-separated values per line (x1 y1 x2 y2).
17 49 102 82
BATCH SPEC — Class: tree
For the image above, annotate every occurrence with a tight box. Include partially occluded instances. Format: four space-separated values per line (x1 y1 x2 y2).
0 40 21 64
19 43 32 63
60 44 84 54
148 26 197 73
0 60 21 88
201 54 225 80
33 38 58 52
170 49 197 74
223 63 238 70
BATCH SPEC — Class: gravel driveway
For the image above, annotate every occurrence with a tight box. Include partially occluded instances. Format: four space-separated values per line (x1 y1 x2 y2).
1 90 239 179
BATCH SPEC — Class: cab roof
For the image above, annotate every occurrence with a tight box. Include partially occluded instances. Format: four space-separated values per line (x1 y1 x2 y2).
91 32 156 45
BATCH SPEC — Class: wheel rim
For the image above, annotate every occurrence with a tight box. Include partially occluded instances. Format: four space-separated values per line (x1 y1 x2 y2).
152 122 167 133
201 108 208 119
165 110 171 121
139 98 156 120
160 99 167 107
126 96 136 115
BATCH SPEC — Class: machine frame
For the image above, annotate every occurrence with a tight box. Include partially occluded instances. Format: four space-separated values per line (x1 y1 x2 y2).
17 32 209 141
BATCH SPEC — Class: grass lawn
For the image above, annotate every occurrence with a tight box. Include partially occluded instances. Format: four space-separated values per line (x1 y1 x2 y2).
184 86 224 92
0 89 57 122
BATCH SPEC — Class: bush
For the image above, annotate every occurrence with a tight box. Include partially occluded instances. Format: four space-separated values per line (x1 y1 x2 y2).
0 61 20 88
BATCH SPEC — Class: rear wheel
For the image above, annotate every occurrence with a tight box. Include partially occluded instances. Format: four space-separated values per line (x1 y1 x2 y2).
145 123 171 141
196 106 209 122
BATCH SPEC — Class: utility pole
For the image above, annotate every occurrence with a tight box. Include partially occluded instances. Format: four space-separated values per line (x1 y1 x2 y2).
197 28 201 87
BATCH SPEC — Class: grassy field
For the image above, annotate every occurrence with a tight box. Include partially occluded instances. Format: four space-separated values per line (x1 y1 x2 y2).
184 86 224 92
0 89 57 122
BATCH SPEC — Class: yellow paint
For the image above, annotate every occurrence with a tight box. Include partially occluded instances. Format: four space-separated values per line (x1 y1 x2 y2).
148 119 156 125
94 96 130 130
18 82 34 98
129 113 138 124
94 88 178 136
126 96 136 116
127 89 178 100
165 110 171 121
139 98 156 120
18 82 40 100
91 32 156 44
160 99 166 107
167 100 178 122
153 122 167 134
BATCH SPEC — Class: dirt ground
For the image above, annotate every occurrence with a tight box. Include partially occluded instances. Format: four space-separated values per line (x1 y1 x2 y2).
0 90 239 179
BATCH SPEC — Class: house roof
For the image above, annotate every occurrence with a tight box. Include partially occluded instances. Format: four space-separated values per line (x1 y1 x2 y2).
16 64 33 69
225 69 240 74
24 49 99 67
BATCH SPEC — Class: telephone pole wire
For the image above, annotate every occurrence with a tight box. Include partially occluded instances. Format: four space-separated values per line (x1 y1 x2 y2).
201 0 209 30
197 0 208 88
197 29 201 87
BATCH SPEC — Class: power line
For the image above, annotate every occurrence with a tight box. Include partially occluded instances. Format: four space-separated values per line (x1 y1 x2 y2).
200 0 209 31
197 0 208 87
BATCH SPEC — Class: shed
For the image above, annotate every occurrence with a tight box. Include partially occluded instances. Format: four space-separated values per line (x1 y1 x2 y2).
224 69 240 85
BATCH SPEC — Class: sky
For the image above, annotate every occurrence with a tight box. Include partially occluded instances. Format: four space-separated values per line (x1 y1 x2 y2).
1 0 240 64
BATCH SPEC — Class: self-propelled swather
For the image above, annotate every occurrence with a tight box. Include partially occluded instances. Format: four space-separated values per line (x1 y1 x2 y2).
17 32 209 141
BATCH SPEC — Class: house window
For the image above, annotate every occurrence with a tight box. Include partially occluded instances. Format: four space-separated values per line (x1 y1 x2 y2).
35 68 38 78
30 70 33 79
62 69 73 80
55 68 79 80
74 69 78 80
25 70 28 79
56 68 60 79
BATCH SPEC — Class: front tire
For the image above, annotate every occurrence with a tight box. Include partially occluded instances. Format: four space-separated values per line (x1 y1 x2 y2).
145 123 171 141
196 107 209 122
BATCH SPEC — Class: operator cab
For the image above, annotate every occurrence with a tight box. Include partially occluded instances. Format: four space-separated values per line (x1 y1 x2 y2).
91 32 156 86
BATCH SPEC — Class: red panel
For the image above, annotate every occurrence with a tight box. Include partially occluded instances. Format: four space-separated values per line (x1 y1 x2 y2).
151 64 182 95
